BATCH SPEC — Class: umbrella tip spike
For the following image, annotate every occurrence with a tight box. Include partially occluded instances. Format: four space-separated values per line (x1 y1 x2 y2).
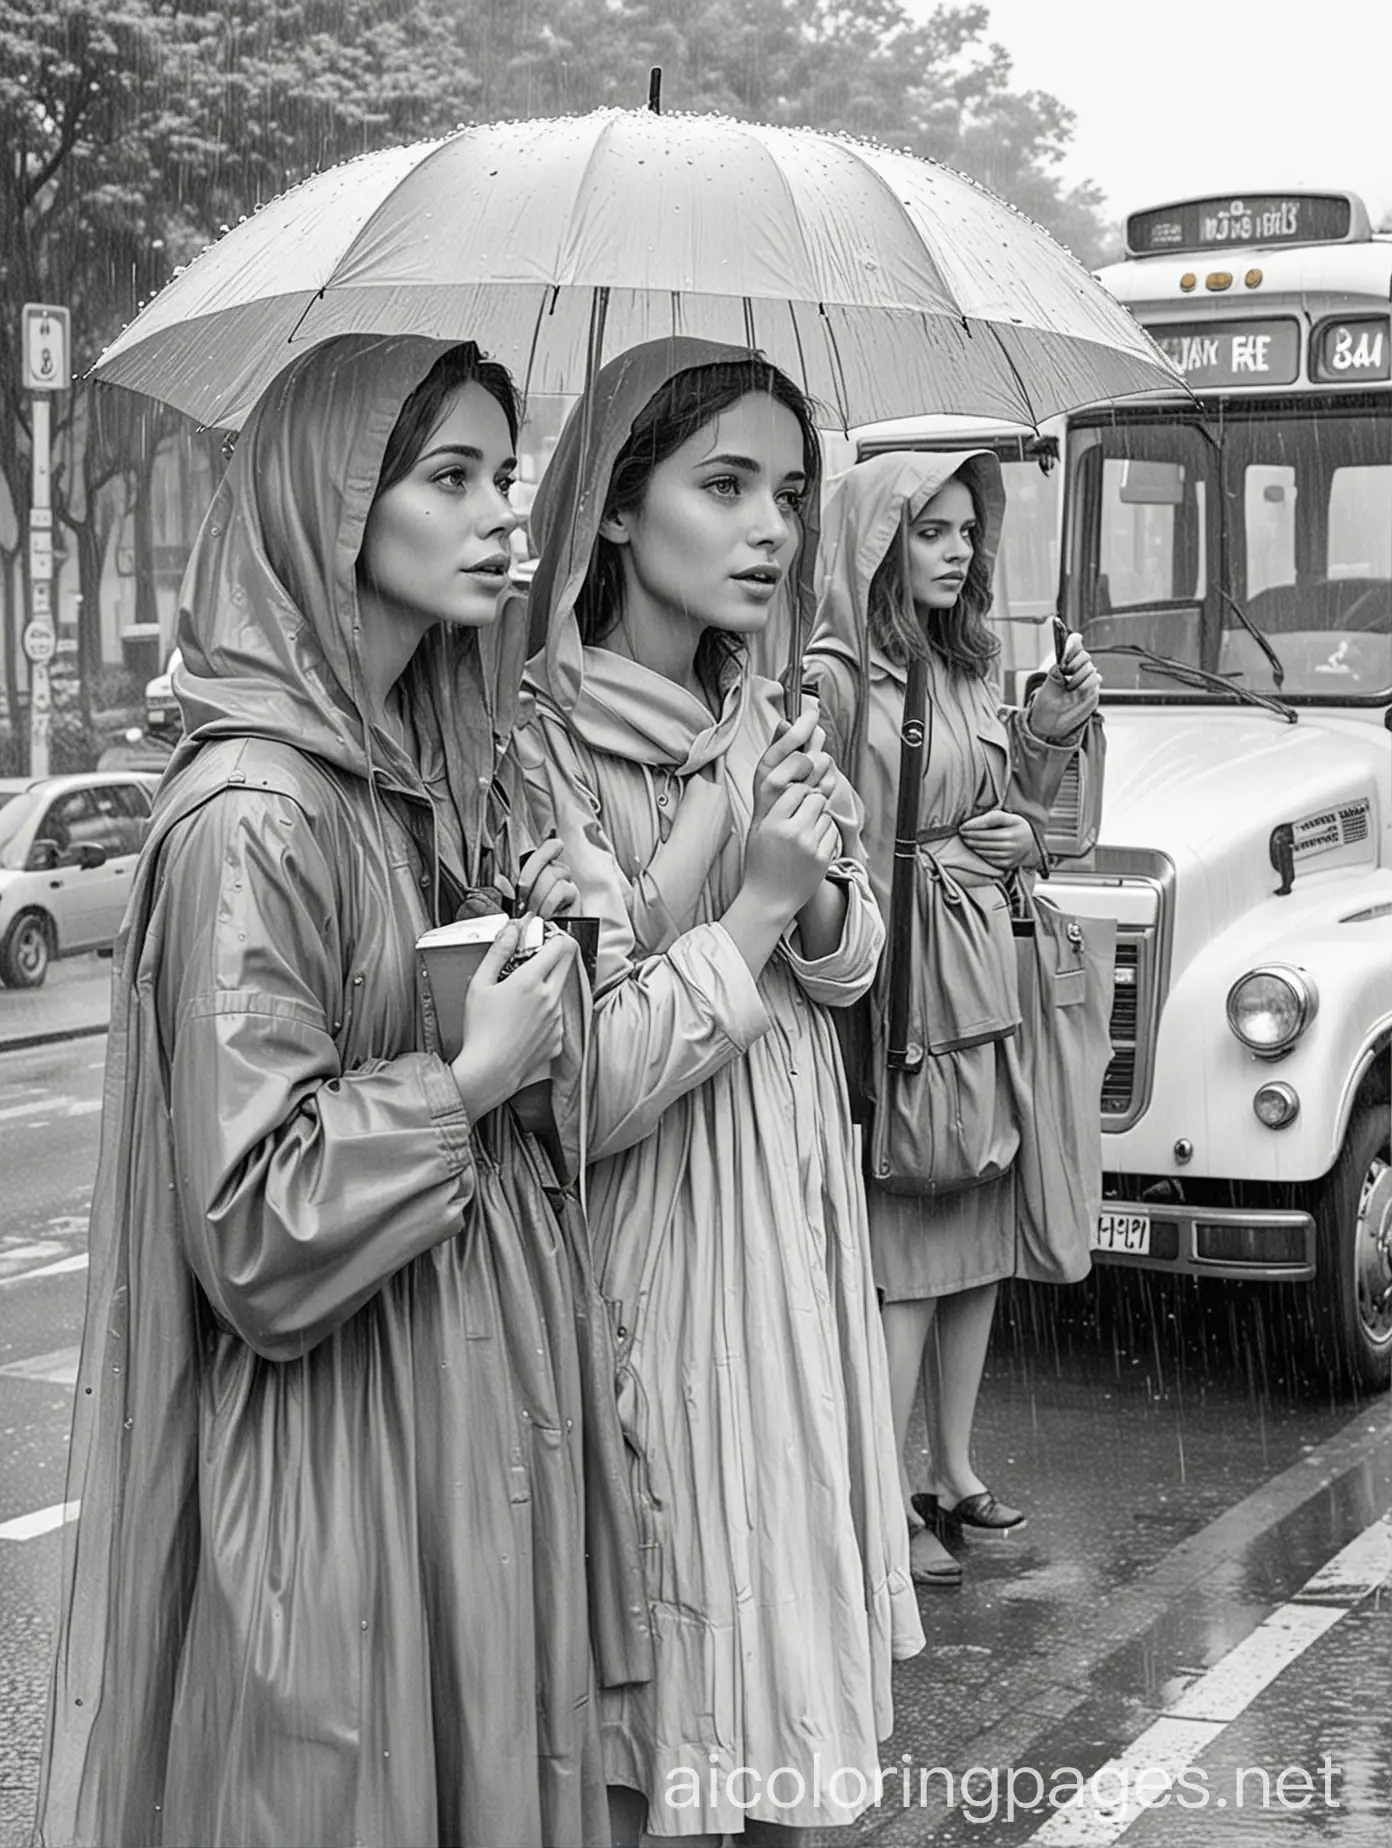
648 66 662 113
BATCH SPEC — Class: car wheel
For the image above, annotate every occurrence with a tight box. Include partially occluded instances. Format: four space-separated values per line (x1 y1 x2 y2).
1309 1103 1392 1395
0 910 53 989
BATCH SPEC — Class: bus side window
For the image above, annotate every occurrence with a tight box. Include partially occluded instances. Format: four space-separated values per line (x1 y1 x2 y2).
1328 463 1392 581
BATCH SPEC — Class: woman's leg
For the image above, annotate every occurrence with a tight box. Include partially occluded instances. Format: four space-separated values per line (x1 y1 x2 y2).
880 1297 936 1512
608 1785 649 1848
920 1280 999 1504
609 1784 724 1848
881 1297 958 1577
744 1821 813 1844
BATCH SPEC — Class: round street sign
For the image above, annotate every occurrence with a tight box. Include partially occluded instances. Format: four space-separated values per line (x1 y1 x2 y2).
22 623 56 664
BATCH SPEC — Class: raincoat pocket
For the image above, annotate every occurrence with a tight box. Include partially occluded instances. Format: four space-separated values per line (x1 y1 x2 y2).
1009 898 1117 1283
867 857 1021 1197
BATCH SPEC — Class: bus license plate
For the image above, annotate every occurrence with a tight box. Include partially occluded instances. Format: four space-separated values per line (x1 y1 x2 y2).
1094 1211 1151 1255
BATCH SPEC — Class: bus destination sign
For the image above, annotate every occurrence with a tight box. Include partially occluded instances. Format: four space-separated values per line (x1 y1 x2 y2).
1311 317 1391 384
1144 318 1300 388
1127 193 1355 257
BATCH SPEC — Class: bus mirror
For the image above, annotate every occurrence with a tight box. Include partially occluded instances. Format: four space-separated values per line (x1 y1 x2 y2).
1119 460 1186 505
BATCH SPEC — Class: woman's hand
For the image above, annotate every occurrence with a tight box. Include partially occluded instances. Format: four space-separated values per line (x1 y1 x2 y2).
751 707 839 821
1029 631 1103 739
957 808 1037 871
449 920 578 1120
746 782 842 911
516 835 578 920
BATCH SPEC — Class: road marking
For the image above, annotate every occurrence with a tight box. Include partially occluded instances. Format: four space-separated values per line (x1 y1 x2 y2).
0 1344 79 1385
0 1252 88 1287
64 1098 102 1117
1027 1515 1391 1845
0 1098 61 1122
0 1500 79 1542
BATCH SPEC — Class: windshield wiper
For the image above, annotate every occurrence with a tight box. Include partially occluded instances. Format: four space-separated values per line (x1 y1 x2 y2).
1193 419 1289 689
1090 643 1299 723
1216 584 1288 690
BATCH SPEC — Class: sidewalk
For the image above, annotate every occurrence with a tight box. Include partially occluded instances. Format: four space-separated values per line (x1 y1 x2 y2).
0 954 112 1052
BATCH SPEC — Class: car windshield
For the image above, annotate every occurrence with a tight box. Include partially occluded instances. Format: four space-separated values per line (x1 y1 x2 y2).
0 788 45 868
1067 401 1392 702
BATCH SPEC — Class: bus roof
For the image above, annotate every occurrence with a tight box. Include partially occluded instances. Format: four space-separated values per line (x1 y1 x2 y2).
1096 237 1392 312
850 410 1066 450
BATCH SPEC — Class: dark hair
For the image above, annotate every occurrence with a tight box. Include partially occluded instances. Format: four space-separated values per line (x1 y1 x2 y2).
866 468 999 678
574 357 821 646
375 343 521 495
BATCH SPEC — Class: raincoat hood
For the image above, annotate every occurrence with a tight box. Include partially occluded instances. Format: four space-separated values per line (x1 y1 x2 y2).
524 336 822 769
169 332 531 883
811 446 1005 677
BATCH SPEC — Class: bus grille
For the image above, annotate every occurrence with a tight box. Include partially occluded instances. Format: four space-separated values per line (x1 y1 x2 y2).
1102 933 1147 1123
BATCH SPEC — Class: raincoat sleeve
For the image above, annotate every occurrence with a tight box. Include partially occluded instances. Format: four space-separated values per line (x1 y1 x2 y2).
1004 703 1087 868
778 858 884 1007
767 661 883 1003
519 726 772 1162
154 790 476 1362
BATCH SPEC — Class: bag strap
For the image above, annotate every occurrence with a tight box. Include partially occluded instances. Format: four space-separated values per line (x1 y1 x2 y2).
885 655 931 1070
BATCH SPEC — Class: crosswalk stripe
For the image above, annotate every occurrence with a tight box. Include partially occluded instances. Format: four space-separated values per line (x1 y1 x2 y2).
0 1501 79 1542
0 1252 89 1287
1027 1515 1391 1844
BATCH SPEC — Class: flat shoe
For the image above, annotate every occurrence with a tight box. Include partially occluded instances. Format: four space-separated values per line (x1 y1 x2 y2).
914 1489 1026 1536
908 1524 963 1587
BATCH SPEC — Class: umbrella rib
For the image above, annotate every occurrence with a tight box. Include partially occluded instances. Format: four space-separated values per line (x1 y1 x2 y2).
818 306 852 432
284 289 327 351
979 320 1043 430
783 301 813 415
519 287 557 407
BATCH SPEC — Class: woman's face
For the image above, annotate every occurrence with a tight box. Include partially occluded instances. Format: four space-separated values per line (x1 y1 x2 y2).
605 390 808 639
906 476 977 614
359 382 519 631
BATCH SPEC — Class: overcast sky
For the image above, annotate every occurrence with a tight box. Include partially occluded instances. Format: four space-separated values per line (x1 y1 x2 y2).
908 0 1392 230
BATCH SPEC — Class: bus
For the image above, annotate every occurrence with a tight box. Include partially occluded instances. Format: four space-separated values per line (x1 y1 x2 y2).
857 191 1392 1390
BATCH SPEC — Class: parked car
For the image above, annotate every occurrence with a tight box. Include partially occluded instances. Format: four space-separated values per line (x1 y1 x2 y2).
95 726 176 775
145 645 183 740
0 772 159 987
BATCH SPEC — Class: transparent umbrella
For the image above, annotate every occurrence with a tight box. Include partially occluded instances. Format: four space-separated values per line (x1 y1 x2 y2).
92 106 1181 431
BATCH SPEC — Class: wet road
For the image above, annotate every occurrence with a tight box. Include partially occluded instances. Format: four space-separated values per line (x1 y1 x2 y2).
0 1037 1387 1846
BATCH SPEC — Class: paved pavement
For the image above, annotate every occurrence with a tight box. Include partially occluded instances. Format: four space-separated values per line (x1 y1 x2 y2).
0 956 111 1052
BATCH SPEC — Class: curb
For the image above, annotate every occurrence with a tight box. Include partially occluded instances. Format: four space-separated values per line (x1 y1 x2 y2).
0 1022 109 1056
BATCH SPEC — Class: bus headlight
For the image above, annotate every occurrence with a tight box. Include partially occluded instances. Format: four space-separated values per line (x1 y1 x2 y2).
1226 965 1319 1057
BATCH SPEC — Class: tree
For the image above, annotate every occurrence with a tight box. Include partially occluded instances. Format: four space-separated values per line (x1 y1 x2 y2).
0 0 473 741
445 1 1113 264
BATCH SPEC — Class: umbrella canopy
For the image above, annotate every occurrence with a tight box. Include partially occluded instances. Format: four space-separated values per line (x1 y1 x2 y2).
94 108 1180 429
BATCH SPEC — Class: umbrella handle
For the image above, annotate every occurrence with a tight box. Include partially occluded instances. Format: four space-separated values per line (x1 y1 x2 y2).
885 657 930 1070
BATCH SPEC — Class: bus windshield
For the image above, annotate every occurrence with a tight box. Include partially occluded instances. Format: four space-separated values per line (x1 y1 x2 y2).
1067 401 1392 702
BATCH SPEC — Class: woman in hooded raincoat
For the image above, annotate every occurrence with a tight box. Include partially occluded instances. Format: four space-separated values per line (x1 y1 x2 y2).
33 334 649 1848
805 449 1102 1587
516 338 924 1846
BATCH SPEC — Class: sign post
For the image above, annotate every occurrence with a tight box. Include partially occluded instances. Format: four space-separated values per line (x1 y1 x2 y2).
20 304 71 780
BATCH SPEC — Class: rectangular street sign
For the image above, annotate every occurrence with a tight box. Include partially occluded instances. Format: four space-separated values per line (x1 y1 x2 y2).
21 304 71 391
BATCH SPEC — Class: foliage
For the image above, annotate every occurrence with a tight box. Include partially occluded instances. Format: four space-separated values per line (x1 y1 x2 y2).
0 0 472 733
446 0 1112 265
